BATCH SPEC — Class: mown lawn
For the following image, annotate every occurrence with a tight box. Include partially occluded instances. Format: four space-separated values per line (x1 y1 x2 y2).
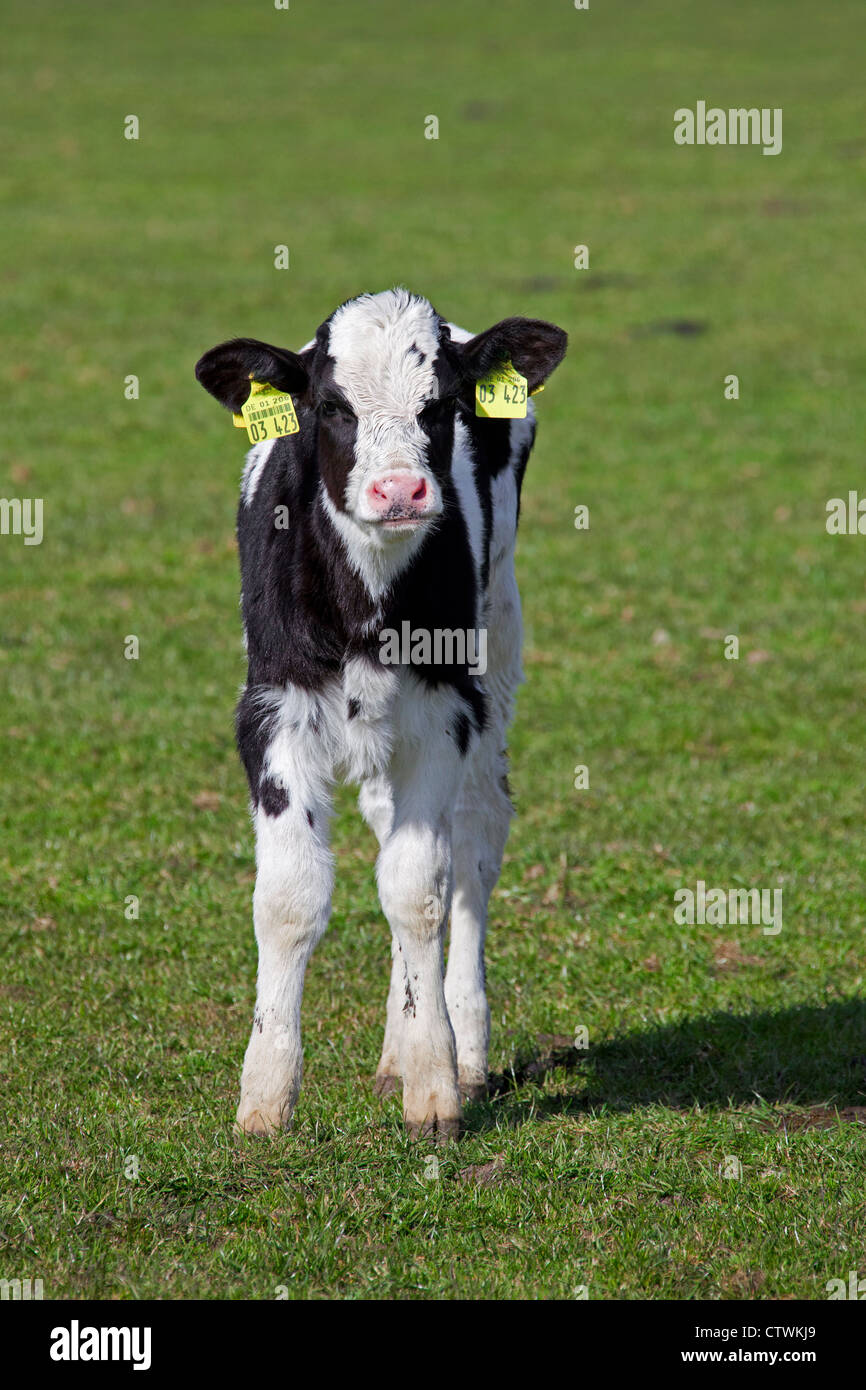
1 0 864 1299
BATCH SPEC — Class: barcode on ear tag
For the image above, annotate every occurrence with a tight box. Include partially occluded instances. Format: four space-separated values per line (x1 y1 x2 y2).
475 361 528 419
232 380 300 443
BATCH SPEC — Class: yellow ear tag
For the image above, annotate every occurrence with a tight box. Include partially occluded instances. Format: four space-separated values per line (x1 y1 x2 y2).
475 360 529 419
232 379 299 443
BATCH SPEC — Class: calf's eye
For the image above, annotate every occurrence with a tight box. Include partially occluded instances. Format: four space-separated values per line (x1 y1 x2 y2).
319 399 355 421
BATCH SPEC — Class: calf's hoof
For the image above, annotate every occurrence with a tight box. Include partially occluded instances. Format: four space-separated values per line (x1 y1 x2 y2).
405 1114 461 1142
403 1081 462 1141
235 1098 292 1136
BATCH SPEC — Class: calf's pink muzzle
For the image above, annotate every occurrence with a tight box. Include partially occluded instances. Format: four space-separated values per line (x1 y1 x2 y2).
366 473 432 520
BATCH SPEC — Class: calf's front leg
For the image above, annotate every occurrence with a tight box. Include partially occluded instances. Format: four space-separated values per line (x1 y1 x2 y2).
236 792 334 1135
376 739 466 1138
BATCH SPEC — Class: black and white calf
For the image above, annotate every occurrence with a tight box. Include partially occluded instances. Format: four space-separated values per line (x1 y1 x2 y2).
196 289 567 1137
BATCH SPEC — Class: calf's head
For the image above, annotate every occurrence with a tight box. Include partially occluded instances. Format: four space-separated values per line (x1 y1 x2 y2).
196 288 566 550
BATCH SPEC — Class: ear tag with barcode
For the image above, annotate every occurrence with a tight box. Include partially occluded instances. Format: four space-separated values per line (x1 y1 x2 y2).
233 379 299 443
475 360 528 418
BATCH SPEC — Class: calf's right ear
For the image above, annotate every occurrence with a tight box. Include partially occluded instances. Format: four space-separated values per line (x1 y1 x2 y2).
195 338 309 413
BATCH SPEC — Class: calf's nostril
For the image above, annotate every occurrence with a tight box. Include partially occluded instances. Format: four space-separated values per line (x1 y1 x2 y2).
412 478 427 502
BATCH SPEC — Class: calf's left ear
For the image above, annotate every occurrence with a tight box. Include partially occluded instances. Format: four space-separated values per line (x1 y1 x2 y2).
456 317 568 394
195 337 309 413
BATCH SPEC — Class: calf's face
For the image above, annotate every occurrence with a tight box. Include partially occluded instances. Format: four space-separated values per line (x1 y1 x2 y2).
195 290 567 551
312 293 456 538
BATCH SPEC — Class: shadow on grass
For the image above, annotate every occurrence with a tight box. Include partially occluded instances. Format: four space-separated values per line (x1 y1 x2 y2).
474 998 866 1130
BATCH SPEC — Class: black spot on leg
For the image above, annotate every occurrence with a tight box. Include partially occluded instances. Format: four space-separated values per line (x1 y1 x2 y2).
259 777 290 817
403 977 416 1018
306 808 314 828
347 696 361 720
253 1009 264 1034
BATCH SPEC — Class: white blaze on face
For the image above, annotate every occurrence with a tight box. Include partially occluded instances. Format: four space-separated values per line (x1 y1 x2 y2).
326 289 444 523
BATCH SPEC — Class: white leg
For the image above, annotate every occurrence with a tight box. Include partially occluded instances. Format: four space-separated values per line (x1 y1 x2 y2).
375 736 466 1137
445 741 512 1098
236 767 334 1135
444 546 522 1097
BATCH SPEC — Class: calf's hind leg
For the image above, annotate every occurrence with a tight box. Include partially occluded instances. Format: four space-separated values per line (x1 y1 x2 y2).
445 741 513 1098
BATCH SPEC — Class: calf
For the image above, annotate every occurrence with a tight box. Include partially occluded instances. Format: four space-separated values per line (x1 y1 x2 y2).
195 288 567 1137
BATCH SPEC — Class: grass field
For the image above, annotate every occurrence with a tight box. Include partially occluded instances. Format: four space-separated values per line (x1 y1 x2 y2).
2 0 865 1300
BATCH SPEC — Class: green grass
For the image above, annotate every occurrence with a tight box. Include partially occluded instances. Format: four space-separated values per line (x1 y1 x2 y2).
2 0 865 1300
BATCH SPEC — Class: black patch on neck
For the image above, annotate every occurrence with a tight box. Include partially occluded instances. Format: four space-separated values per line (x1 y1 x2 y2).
374 483 486 731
